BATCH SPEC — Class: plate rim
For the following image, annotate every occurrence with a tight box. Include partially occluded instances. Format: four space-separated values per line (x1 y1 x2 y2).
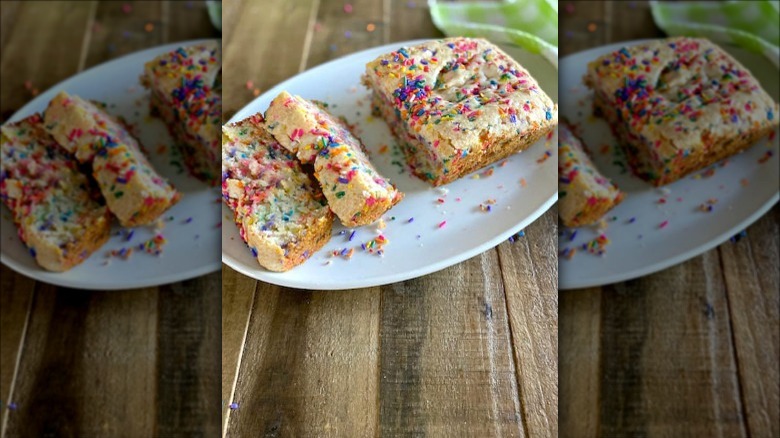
558 38 780 290
1 38 222 290
222 38 559 290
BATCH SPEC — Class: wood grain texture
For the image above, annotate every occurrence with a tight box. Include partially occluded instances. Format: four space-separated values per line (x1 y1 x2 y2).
0 1 94 120
220 265 257 434
0 1 221 436
498 206 559 437
379 252 524 437
230 285 380 437
221 0 316 121
598 254 745 437
305 0 385 69
156 276 222 437
559 2 780 437
4 284 159 437
559 287 601 437
719 206 780 437
221 0 559 436
0 266 34 416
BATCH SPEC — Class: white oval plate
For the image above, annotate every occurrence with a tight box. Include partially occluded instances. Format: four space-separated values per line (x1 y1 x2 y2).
558 40 779 290
223 40 558 290
1 40 222 290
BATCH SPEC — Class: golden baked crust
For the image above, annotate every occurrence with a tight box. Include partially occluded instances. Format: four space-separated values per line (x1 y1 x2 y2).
222 113 333 272
363 37 558 186
584 37 780 186
22 210 111 272
1 114 111 272
265 91 403 227
558 122 623 227
44 91 179 227
141 43 221 185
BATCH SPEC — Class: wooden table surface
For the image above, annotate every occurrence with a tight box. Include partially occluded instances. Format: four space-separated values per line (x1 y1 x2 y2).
0 1 221 436
559 2 780 437
221 1 558 436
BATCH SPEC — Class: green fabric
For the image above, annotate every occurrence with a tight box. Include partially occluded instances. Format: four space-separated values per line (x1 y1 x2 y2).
207 0 222 32
650 0 779 67
428 0 558 68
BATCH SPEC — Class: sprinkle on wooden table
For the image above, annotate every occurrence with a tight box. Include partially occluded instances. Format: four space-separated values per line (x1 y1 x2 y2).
730 230 748 242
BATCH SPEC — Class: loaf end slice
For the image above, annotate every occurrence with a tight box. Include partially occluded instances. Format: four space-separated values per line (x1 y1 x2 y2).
222 113 333 271
265 91 403 227
1 114 111 271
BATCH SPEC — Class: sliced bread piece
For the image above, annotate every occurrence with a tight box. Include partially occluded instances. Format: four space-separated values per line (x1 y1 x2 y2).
558 122 624 227
265 91 403 227
222 113 333 272
1 114 111 271
43 91 179 227
141 43 221 185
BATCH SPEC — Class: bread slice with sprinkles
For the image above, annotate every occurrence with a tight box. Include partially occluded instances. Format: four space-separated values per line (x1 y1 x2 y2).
222 113 333 272
265 91 403 227
363 37 558 186
1 114 111 272
141 42 221 185
558 122 624 227
43 91 179 227
584 37 779 186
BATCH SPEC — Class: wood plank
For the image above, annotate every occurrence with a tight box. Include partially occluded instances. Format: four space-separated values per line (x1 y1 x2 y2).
0 1 95 117
156 4 223 435
0 266 35 421
388 0 441 42
221 266 258 435
227 285 381 437
156 274 221 437
497 208 558 438
559 287 602 438
609 0 663 43
166 0 221 43
0 1 21 54
379 251 523 437
223 2 386 436
559 0 607 56
2 2 221 436
598 252 746 437
82 0 162 69
559 3 776 436
305 0 384 68
3 283 158 437
222 2 559 437
221 0 317 121
221 0 316 434
719 205 780 437
555 11 606 435
0 2 95 435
